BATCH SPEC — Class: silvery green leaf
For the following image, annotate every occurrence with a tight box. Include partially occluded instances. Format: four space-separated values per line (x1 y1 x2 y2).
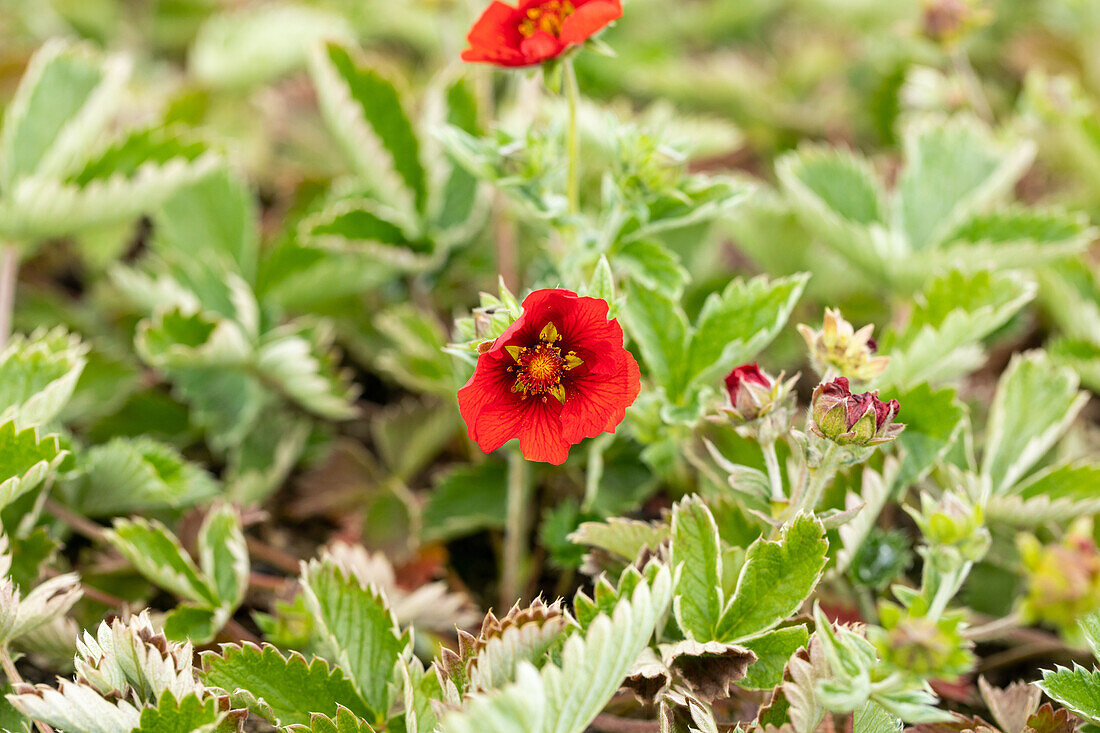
7 680 141 733
0 152 220 241
135 307 253 370
715 516 827 643
152 169 260 285
670 496 724 640
0 328 87 428
309 41 426 218
685 272 808 390
0 570 81 647
299 560 409 719
981 351 1088 496
190 3 353 89
0 39 128 189
440 564 672 733
105 518 219 607
198 503 249 610
878 270 1034 390
255 323 359 420
74 611 202 703
896 115 1035 252
569 516 669 566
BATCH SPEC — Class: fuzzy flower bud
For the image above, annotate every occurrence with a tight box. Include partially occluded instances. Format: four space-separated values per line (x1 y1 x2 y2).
906 492 990 563
722 363 773 422
810 377 903 447
799 309 889 382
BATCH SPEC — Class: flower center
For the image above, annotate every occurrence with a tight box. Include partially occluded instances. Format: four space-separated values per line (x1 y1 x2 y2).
506 321 583 403
518 0 575 38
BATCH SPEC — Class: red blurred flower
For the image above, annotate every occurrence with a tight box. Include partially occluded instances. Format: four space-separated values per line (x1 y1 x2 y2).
461 0 622 67
458 288 640 464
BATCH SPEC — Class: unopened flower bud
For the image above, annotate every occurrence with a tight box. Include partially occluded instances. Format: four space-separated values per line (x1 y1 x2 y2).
799 309 889 382
921 0 991 46
723 363 773 422
906 492 990 563
810 377 903 447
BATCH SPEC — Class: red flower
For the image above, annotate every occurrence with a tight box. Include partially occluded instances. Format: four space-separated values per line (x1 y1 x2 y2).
461 0 622 67
458 288 640 464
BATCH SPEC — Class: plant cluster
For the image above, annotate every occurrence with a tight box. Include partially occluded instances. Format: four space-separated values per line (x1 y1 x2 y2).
0 0 1097 732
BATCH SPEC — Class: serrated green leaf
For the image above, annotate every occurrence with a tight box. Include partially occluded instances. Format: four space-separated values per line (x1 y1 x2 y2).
299 561 408 720
715 515 827 642
190 4 353 89
670 496 724 640
288 705 376 733
621 282 688 396
568 518 669 563
982 351 1088 496
441 565 673 733
1038 666 1100 724
1050 338 1100 393
106 517 219 607
0 152 220 241
8 680 142 733
897 116 1034 251
423 461 508 542
130 691 224 733
373 305 455 396
0 421 64 512
162 604 221 645
135 308 252 370
70 126 208 186
255 324 359 420
878 270 1034 390
201 644 373 728
612 239 688 296
736 626 810 690
153 169 259 284
885 383 966 488
685 273 808 389
0 328 87 428
853 701 903 733
198 503 249 610
65 437 218 516
0 39 125 188
310 42 426 217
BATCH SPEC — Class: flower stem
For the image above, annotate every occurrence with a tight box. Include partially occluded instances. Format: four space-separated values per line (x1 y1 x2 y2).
761 440 784 502
500 448 530 607
797 442 839 516
564 58 580 215
0 246 18 351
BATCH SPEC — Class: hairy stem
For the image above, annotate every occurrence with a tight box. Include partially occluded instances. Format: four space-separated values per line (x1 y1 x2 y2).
564 58 580 215
500 448 530 607
0 246 18 351
761 440 785 502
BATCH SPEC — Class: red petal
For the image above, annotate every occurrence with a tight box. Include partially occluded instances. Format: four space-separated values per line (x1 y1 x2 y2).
463 1 529 66
559 0 621 44
516 399 571 464
559 349 640 442
519 30 565 64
